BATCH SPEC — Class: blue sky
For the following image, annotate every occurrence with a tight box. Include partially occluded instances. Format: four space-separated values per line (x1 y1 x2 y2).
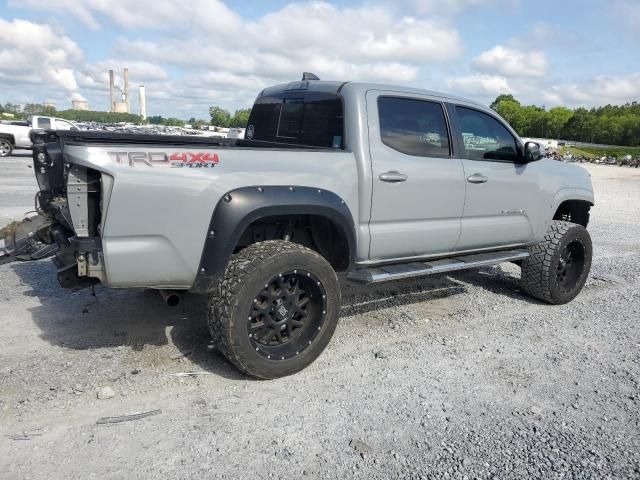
1 0 638 119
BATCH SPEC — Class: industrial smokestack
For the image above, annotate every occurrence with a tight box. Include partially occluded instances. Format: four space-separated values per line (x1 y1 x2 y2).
109 69 115 112
123 68 129 113
139 85 146 122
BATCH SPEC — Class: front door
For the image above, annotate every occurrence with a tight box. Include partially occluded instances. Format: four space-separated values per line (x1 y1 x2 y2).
366 91 466 261
452 105 542 250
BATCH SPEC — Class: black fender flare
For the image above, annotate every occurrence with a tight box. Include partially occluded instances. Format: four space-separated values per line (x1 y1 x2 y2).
190 186 356 293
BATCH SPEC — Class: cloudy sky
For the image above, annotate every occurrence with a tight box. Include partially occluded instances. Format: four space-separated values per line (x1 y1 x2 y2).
1 0 638 119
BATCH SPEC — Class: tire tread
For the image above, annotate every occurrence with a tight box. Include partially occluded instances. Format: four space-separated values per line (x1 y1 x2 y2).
208 240 335 379
521 220 583 304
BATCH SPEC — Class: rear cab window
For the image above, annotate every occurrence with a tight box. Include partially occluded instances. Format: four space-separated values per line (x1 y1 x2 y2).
455 106 519 162
37 117 51 129
246 92 344 149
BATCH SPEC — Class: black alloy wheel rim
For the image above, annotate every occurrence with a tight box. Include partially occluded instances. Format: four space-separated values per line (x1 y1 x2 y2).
247 270 327 360
556 239 586 294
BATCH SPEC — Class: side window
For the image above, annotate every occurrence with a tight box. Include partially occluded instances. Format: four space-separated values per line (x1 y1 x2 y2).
456 106 518 162
378 97 450 158
38 117 51 129
55 120 74 130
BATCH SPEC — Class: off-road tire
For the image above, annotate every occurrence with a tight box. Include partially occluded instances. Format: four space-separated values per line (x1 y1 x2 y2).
208 240 340 379
0 139 13 157
521 220 592 304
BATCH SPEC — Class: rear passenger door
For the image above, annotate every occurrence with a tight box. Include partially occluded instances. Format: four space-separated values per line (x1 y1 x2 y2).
451 105 541 250
367 91 466 261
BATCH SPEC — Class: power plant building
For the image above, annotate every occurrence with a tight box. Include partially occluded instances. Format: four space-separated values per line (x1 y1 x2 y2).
109 68 130 113
139 85 146 120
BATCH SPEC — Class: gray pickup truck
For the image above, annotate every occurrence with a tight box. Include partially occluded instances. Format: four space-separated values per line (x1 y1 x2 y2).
1 74 594 378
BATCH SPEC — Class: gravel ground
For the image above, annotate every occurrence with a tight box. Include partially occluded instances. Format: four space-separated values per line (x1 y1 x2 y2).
0 156 639 479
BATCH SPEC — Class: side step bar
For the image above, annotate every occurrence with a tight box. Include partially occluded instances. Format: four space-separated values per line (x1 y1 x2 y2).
347 249 529 284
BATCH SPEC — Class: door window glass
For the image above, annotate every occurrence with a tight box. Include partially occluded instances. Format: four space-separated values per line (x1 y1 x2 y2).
456 107 518 162
378 97 450 157
38 117 51 129
55 120 74 130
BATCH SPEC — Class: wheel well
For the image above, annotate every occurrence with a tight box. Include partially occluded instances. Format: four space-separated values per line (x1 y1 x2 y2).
0 133 15 145
235 214 351 271
553 200 592 227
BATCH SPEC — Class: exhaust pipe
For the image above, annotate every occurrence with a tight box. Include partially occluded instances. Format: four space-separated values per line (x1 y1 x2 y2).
159 290 181 307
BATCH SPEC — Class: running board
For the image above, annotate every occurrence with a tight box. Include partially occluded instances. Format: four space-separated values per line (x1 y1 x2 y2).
347 249 529 284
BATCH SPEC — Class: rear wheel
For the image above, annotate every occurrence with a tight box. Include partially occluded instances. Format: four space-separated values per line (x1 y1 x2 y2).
209 240 340 379
0 139 13 157
521 221 592 304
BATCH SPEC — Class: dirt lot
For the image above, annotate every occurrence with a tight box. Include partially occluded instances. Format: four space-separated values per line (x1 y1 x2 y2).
1 157 639 479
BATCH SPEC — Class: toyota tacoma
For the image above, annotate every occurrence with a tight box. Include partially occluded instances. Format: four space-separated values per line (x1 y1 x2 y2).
0 74 594 378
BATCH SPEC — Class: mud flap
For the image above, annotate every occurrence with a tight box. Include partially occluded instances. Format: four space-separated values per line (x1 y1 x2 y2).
0 215 58 265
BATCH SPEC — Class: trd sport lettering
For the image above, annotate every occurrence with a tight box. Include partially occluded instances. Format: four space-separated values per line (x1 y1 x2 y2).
108 151 220 167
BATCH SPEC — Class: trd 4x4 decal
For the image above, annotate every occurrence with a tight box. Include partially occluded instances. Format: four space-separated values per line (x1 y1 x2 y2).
108 151 220 168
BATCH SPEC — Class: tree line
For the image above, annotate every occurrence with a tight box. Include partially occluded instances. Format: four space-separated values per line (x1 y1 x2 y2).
208 107 251 128
491 95 640 147
1 102 252 129
1 103 142 123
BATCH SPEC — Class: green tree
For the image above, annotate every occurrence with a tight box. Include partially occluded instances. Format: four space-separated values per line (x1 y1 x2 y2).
488 95 640 147
490 94 519 111
3 103 21 114
493 99 526 133
163 117 185 127
209 106 231 127
229 108 251 128
548 107 573 139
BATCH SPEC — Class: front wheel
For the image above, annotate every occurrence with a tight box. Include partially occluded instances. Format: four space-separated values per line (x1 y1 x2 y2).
0 139 13 157
521 221 592 304
209 240 341 379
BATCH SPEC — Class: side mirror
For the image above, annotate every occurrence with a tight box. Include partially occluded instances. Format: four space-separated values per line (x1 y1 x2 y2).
524 141 544 162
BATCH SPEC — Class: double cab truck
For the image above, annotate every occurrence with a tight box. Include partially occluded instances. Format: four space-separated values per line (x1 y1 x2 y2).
0 116 77 157
0 75 594 378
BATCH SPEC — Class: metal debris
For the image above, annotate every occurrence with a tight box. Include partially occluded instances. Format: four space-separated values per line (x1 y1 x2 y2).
96 409 162 425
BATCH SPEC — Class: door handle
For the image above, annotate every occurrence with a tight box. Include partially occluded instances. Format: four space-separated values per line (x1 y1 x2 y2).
466 173 489 184
379 171 408 183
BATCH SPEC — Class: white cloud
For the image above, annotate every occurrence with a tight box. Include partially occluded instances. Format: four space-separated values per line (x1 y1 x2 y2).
542 73 640 107
249 4 462 64
0 18 84 92
2 1 636 118
9 0 243 33
3 1 464 116
473 45 548 78
446 73 512 96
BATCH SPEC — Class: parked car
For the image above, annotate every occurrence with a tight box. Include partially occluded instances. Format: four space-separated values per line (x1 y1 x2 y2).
226 127 246 139
0 75 594 379
0 116 77 157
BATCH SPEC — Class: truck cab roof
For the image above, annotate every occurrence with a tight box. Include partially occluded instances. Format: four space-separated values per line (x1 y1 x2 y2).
259 79 488 111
